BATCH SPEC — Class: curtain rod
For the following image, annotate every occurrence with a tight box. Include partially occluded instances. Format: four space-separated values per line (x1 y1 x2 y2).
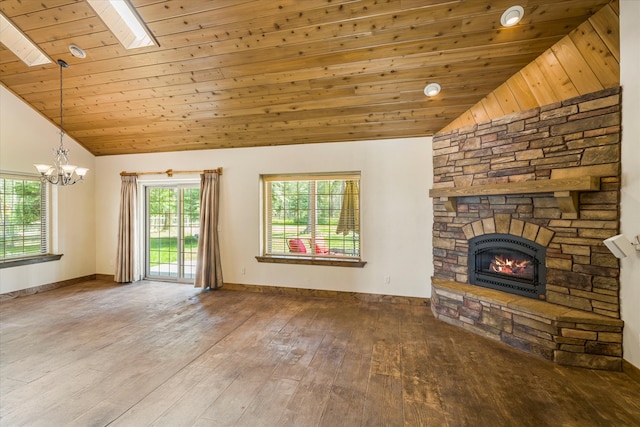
120 167 222 177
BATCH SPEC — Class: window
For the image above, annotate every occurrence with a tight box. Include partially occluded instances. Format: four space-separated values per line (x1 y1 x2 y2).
262 173 361 263
0 173 48 261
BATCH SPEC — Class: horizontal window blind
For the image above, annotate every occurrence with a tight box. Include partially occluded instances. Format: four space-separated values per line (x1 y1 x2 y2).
0 174 47 260
263 173 360 260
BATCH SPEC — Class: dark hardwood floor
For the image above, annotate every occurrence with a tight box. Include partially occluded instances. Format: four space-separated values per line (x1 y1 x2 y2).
1 279 638 426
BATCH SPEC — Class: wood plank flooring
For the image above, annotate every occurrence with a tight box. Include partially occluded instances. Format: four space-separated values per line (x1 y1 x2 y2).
1 279 639 426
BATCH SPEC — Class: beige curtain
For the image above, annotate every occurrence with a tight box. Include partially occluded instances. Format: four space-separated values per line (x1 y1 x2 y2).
115 174 138 283
194 170 223 289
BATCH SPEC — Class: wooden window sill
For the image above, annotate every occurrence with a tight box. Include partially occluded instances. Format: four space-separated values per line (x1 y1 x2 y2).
0 254 63 269
256 255 367 268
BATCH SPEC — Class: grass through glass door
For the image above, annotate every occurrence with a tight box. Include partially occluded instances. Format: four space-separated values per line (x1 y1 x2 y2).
146 186 200 281
180 187 200 279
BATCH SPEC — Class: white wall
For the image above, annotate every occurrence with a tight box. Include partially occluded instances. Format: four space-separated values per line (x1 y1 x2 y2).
95 138 434 298
620 0 640 369
0 86 96 293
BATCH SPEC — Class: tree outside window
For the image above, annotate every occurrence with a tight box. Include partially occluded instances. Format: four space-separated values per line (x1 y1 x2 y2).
0 175 47 260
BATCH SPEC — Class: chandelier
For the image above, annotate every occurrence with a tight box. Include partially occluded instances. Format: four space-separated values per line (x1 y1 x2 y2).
34 59 88 186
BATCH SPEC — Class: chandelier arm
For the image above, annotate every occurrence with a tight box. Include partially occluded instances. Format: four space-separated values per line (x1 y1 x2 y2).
40 171 84 186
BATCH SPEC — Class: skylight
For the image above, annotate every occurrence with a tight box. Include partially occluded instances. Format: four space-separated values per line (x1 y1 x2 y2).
86 0 157 50
0 12 51 66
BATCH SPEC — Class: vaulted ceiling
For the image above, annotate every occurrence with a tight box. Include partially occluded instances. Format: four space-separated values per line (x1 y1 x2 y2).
0 0 612 156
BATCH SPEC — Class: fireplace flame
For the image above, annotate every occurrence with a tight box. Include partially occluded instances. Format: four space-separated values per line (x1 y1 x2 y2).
490 255 531 276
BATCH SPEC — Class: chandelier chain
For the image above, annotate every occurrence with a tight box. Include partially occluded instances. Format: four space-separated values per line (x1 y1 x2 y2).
59 59 63 136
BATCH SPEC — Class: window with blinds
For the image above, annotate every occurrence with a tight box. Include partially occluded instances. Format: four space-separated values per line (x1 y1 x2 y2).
0 174 48 260
263 173 360 259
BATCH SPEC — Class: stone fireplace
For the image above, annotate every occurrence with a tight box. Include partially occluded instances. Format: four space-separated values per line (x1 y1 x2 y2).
429 88 624 371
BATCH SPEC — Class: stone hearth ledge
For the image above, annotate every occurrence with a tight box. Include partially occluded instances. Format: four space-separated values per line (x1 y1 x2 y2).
431 277 623 371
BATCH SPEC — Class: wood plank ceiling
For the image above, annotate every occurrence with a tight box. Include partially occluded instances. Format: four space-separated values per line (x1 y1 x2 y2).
441 1 620 132
0 0 612 156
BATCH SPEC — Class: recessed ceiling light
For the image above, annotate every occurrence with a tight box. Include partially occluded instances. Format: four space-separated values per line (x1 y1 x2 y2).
86 0 158 50
69 44 86 59
424 83 441 97
0 12 52 66
501 6 524 27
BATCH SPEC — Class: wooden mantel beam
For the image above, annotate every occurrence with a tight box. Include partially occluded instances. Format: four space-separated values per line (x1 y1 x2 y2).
429 176 600 215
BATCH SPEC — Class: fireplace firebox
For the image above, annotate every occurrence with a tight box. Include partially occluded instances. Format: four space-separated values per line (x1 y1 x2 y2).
468 234 546 300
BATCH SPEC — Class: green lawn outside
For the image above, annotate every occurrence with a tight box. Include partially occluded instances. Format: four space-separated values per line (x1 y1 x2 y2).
0 237 43 258
146 221 359 263
148 236 198 264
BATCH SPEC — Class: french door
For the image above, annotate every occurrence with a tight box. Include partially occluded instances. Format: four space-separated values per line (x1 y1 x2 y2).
145 185 200 282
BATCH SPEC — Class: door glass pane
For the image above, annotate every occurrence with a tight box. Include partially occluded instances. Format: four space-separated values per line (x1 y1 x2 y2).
147 187 178 278
181 188 200 279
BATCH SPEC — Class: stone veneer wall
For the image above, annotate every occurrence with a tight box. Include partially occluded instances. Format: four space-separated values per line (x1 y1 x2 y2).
432 87 622 319
431 279 623 370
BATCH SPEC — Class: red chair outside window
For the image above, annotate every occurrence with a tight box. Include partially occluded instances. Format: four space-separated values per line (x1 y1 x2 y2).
312 236 330 254
287 238 307 253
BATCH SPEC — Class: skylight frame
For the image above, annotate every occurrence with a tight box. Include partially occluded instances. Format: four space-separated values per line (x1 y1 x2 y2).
86 0 158 50
0 12 52 66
